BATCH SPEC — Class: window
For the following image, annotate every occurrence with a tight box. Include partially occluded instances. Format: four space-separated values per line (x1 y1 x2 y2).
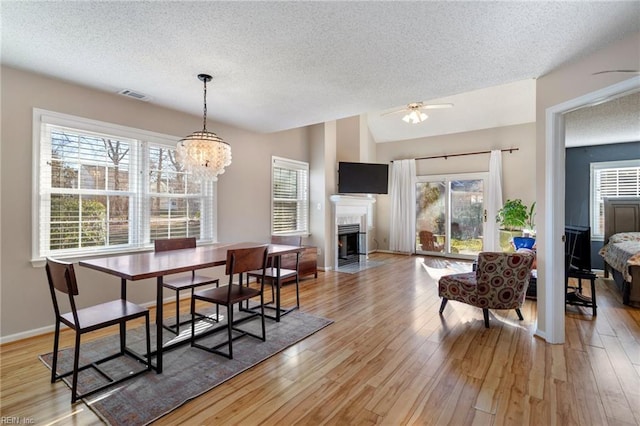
590 159 640 239
33 109 216 262
271 156 309 235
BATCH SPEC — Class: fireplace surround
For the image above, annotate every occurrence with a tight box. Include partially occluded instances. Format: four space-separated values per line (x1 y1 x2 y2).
330 195 376 270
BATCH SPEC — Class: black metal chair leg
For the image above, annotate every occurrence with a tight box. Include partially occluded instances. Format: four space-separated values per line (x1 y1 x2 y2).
71 332 81 403
190 297 196 347
51 321 60 384
175 289 180 335
590 276 597 316
439 298 448 314
515 308 524 321
483 308 490 328
227 305 233 359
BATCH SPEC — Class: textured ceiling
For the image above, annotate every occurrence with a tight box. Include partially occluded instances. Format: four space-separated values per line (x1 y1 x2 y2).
2 1 639 142
565 92 640 147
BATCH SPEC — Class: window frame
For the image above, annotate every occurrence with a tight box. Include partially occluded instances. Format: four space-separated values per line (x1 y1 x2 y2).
270 156 309 236
32 109 217 265
589 158 640 241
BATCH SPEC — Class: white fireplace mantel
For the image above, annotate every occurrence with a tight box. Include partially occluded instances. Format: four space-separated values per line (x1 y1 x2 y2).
330 195 376 269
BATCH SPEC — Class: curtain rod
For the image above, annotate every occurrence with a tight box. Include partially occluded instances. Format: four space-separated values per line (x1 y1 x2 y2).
392 147 519 162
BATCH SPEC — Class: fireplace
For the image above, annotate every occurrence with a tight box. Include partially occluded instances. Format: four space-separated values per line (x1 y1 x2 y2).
338 224 360 267
330 195 376 270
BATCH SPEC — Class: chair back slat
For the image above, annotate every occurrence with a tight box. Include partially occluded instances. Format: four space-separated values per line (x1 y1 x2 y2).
154 237 197 252
46 258 79 296
226 245 269 276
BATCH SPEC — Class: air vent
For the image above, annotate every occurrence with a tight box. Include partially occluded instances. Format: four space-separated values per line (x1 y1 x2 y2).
118 89 152 102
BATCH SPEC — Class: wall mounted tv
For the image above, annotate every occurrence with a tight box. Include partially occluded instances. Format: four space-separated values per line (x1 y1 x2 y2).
338 162 389 194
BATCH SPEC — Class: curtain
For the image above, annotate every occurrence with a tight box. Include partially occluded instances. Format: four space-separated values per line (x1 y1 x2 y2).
485 150 503 251
389 159 416 253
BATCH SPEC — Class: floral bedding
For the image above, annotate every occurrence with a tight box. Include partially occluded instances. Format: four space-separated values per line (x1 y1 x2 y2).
599 232 640 282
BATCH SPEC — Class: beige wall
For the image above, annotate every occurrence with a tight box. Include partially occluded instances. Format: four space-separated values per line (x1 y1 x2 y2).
375 122 537 251
336 116 360 163
0 67 310 339
534 32 640 339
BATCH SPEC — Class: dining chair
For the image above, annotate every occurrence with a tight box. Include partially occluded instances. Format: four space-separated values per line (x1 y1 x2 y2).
438 251 534 328
154 237 219 335
190 245 268 359
246 235 301 322
45 258 151 403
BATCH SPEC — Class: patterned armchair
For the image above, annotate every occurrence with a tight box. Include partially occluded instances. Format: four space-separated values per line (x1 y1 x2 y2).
438 252 534 328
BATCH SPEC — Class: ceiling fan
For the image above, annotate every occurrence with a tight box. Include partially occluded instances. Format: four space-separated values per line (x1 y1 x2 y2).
592 69 640 75
382 102 454 124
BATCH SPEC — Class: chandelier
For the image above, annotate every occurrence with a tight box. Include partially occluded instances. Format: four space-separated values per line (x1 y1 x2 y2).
176 74 232 181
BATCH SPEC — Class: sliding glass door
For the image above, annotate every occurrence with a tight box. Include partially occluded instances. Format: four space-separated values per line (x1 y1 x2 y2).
416 173 487 258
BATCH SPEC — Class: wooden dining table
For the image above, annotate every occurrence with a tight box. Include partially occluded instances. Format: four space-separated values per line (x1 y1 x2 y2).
79 242 303 373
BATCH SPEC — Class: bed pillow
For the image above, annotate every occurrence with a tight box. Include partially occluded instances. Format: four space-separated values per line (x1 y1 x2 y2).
609 232 640 243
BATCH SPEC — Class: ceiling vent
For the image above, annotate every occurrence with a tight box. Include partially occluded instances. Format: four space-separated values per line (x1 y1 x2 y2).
118 89 152 102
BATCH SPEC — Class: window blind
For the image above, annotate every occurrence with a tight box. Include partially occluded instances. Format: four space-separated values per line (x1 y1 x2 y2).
591 161 640 238
271 157 309 235
33 109 217 261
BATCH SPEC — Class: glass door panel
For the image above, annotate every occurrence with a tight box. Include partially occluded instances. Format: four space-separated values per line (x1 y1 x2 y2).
450 179 484 256
416 174 486 258
416 181 446 254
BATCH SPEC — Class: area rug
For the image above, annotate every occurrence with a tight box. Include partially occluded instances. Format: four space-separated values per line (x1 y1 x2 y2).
39 309 332 425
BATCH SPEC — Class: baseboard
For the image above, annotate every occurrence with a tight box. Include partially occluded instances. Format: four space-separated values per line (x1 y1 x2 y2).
0 325 56 344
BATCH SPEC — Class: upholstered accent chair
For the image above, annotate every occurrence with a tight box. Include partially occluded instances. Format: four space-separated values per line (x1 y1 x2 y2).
438 252 535 328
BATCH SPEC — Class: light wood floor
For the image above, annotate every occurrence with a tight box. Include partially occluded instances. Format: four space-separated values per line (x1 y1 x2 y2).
2 253 639 425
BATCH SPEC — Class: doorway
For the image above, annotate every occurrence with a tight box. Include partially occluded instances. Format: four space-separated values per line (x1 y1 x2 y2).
415 173 487 259
544 76 640 344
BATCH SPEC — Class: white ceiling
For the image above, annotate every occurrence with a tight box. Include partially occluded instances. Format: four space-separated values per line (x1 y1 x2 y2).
2 2 639 143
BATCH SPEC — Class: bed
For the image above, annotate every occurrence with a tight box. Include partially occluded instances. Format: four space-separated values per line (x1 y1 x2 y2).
599 197 640 305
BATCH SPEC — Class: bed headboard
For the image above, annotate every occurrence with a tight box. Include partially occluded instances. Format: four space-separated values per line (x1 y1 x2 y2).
603 197 640 244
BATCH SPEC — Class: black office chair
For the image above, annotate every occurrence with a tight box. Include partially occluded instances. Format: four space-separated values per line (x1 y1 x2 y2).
46 258 151 403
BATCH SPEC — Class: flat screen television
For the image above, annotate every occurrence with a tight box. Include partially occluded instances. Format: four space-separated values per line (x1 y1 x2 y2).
338 162 389 194
565 225 591 272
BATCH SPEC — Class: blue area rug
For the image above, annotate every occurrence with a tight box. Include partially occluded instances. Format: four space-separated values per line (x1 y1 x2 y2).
39 309 332 425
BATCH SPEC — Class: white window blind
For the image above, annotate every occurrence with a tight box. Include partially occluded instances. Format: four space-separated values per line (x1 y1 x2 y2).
271 156 309 235
33 109 217 261
590 159 640 239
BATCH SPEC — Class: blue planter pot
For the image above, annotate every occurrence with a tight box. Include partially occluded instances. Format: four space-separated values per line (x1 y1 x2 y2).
513 236 536 250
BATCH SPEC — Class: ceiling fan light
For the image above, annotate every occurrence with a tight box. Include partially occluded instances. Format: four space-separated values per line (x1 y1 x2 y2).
403 110 428 124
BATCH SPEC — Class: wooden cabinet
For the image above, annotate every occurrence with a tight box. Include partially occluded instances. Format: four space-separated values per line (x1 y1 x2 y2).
280 246 317 283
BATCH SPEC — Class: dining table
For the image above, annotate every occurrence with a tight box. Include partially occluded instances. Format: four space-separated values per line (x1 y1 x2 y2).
79 241 304 373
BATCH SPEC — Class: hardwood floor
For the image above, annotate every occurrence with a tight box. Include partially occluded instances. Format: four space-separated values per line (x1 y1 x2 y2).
1 253 639 425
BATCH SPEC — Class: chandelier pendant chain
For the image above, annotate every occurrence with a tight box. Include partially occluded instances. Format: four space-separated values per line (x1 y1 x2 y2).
202 77 208 132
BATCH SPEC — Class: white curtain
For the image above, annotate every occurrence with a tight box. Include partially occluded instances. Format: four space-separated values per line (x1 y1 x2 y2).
485 150 503 251
389 159 416 253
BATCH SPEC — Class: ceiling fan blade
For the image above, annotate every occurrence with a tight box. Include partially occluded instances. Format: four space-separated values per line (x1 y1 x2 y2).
419 103 454 110
380 109 407 116
592 70 640 75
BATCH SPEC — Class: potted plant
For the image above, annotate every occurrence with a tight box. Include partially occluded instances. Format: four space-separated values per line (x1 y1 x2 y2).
496 199 536 249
